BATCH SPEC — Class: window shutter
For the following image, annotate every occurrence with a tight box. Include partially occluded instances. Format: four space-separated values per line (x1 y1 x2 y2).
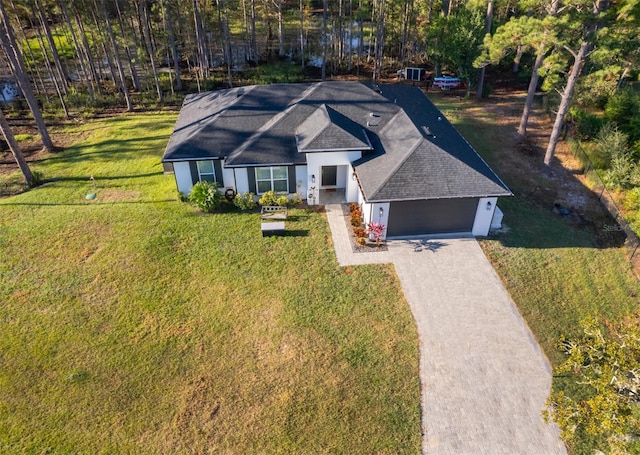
247 167 256 194
189 161 199 184
287 166 296 194
214 160 223 185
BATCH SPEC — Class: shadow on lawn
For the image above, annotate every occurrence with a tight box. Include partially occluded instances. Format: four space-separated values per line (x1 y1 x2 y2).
284 229 309 237
0 199 176 207
33 136 170 166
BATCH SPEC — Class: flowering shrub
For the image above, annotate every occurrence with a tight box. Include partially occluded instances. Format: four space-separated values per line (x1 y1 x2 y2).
367 222 385 243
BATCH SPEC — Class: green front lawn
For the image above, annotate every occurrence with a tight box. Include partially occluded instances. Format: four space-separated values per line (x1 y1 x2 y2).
0 113 421 453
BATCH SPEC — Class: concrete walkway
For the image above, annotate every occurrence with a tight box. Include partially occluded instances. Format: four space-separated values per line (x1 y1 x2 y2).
324 204 566 455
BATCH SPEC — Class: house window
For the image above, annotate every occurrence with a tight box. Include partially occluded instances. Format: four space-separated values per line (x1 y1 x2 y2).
197 160 216 183
256 166 288 193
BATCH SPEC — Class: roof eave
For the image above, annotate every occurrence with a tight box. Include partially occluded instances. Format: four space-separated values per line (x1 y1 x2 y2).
364 192 514 203
300 147 372 153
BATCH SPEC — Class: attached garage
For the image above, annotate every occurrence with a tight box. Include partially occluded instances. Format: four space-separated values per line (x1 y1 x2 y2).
387 198 479 237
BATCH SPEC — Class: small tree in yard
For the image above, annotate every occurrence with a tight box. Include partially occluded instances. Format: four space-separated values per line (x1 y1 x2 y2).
544 317 640 454
189 181 222 213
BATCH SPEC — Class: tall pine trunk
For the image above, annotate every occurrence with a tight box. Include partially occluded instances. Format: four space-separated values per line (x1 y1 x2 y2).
321 0 327 80
0 1 53 151
115 0 141 92
32 11 69 119
517 50 544 137
139 0 162 101
192 0 209 79
9 0 48 99
0 109 33 185
518 0 558 137
476 0 494 99
35 0 68 94
299 0 304 68
276 0 284 56
544 41 589 165
250 0 258 63
59 0 95 102
100 0 133 111
74 6 101 95
216 0 233 87
163 0 182 91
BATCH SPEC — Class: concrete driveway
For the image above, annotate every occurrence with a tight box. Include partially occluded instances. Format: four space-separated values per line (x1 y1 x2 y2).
325 205 566 455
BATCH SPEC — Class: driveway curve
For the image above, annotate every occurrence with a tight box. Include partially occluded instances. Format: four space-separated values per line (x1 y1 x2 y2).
325 204 566 455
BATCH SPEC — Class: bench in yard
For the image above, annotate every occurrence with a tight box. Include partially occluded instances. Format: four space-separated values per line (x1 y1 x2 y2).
261 221 285 237
260 206 288 220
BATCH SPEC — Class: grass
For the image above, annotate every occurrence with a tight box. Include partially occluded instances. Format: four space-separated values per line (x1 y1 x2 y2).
0 113 421 453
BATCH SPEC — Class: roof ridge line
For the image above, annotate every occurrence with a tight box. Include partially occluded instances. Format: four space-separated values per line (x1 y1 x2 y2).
368 137 423 200
296 103 331 151
169 85 256 136
227 83 320 162
366 110 423 198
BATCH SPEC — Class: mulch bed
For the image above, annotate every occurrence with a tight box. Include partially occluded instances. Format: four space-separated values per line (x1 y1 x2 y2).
340 204 388 253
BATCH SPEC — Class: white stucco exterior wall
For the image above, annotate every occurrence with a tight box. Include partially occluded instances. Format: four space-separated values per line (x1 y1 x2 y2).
305 151 362 205
173 161 194 195
234 168 249 194
472 197 498 236
222 167 236 191
369 202 390 240
346 167 359 203
295 166 307 198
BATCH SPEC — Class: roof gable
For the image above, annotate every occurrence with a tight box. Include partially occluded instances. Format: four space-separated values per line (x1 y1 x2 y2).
295 104 372 152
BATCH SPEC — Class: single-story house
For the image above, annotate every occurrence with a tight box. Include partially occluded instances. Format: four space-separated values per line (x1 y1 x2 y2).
162 81 512 239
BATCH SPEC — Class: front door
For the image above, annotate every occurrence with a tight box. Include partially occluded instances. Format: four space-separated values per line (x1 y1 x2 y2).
321 166 337 187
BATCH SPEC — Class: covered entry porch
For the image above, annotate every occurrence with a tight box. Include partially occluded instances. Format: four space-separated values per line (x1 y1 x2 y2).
318 188 347 204
306 152 361 206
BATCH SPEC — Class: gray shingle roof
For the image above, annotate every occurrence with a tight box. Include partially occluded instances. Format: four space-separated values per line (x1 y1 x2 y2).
353 84 512 201
295 104 372 152
162 81 511 199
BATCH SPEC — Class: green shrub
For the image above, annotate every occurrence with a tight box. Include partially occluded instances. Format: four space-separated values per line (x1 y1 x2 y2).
259 190 292 207
605 89 640 142
189 181 222 213
258 190 278 206
290 193 302 205
233 192 257 210
571 108 604 140
597 124 636 189
276 193 290 207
